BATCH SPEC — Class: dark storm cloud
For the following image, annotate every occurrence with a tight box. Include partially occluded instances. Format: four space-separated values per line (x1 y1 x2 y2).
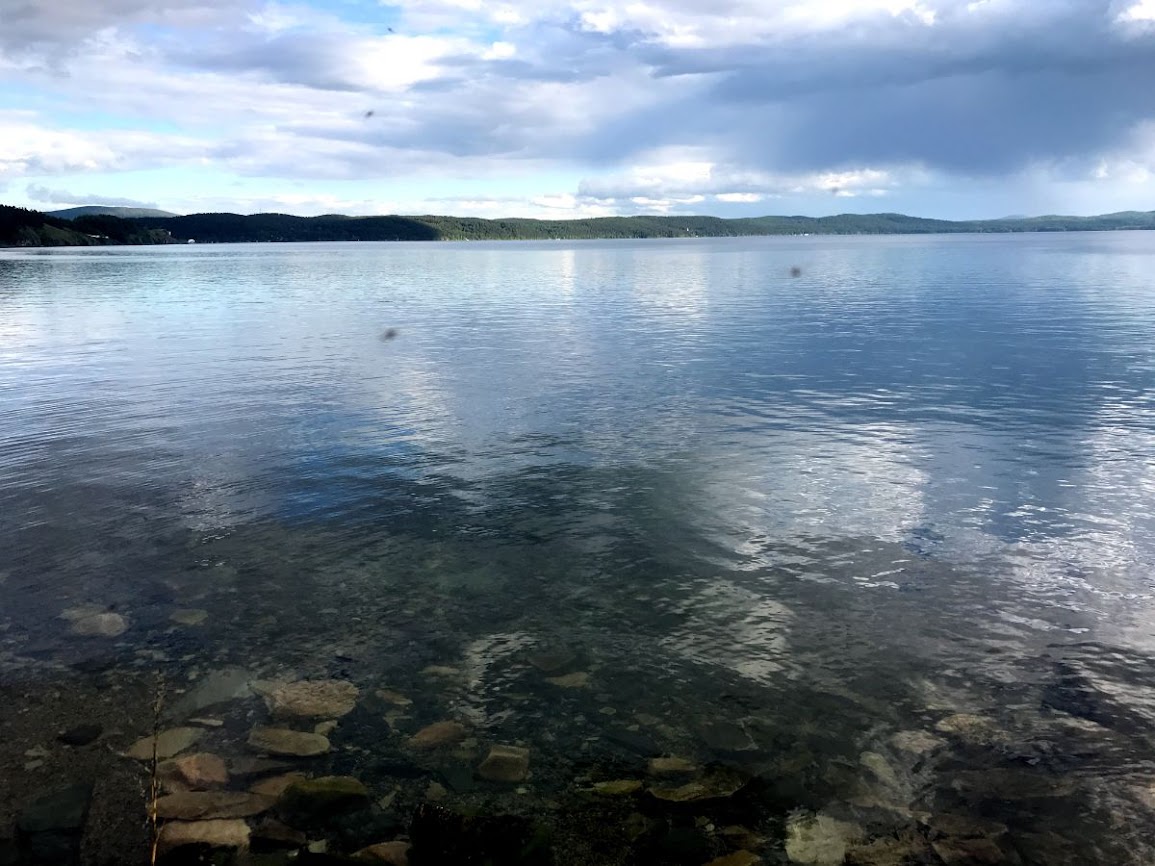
613 3 1155 174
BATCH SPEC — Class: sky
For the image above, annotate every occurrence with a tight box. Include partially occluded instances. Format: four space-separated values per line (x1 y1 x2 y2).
1 0 1154 219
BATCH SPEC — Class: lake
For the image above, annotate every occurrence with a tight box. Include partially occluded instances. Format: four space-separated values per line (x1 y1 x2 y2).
2 233 1155 864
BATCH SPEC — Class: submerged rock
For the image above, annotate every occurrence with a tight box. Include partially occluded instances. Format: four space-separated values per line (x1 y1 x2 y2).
125 727 202 761
158 752 229 791
784 813 863 865
158 819 250 853
931 837 1006 865
409 721 467 751
155 791 273 820
890 730 945 756
650 770 746 804
648 756 698 776
934 714 1001 747
592 780 643 796
477 744 530 782
170 609 208 626
526 648 578 674
265 679 360 719
277 776 370 823
544 672 591 689
166 668 252 720
61 606 127 638
705 853 760 866
252 817 308 850
354 840 411 864
248 726 331 757
251 772 308 798
700 721 757 753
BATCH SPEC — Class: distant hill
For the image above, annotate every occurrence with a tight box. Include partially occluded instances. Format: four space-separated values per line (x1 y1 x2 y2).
0 204 174 247
49 205 178 220
6 203 1155 247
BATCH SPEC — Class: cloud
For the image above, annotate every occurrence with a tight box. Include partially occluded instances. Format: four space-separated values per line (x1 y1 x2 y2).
24 184 159 208
1 0 1154 216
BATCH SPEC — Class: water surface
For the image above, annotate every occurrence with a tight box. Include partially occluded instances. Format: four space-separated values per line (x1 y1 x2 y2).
2 234 1155 863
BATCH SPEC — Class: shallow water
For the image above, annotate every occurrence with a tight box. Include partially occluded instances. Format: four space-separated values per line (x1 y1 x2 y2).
3 234 1155 863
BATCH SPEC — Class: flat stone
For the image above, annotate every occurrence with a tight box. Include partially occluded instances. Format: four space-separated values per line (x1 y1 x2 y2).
315 720 339 736
785 813 864 865
927 814 1009 839
935 714 1001 746
61 605 128 638
229 757 294 777
355 840 411 864
158 818 250 853
890 730 945 755
57 724 103 746
251 772 308 799
125 727 202 760
277 776 370 821
421 665 462 677
166 668 252 720
477 744 530 782
265 679 360 719
650 770 746 803
545 671 590 688
248 726 331 757
648 756 698 775
931 838 1006 865
705 853 760 866
593 780 642 796
409 721 467 751
158 752 228 790
376 689 413 707
700 721 757 752
155 790 274 820
252 817 308 849
846 834 933 866
170 608 208 626
527 648 577 673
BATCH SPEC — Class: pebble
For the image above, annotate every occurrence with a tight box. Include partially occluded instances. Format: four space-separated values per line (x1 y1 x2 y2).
426 781 448 801
650 770 745 803
478 744 531 782
315 720 339 736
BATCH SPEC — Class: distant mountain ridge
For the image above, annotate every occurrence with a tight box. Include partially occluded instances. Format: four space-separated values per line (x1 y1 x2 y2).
4 203 1155 247
48 205 179 219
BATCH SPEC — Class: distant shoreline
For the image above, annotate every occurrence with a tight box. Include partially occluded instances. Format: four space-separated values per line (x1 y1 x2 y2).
3 203 1155 247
